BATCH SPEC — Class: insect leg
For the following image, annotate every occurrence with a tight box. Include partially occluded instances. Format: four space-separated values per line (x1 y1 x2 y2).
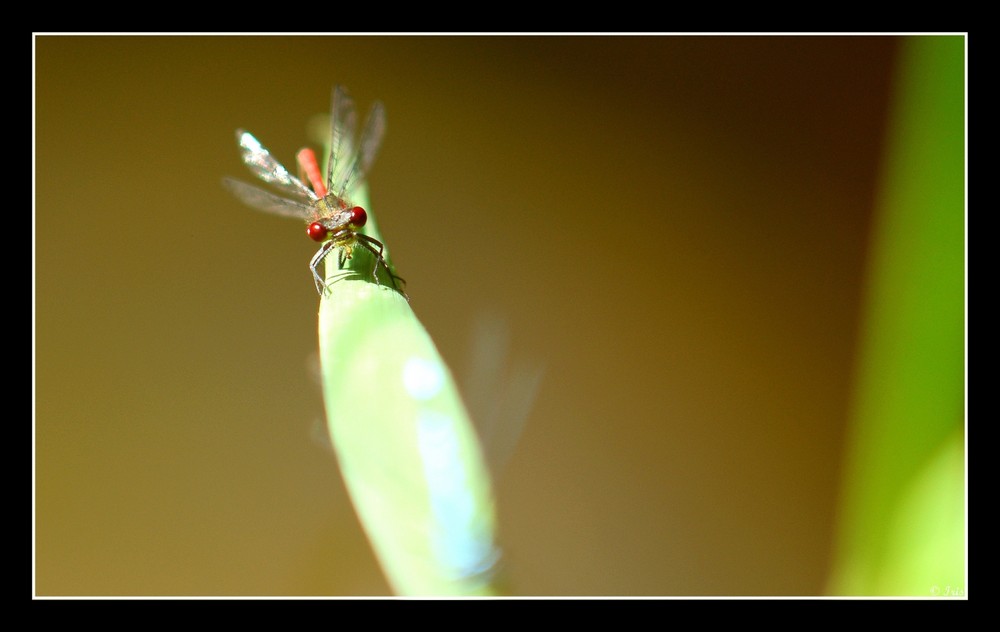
357 234 408 300
310 241 337 295
366 238 384 284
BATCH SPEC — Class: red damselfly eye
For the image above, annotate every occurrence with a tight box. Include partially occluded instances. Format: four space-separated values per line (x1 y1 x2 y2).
350 207 368 228
307 222 329 242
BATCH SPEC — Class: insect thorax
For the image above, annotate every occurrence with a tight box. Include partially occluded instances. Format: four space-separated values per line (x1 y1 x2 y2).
312 197 353 227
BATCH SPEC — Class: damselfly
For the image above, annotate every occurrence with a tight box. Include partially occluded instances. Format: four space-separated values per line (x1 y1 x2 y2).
223 85 405 297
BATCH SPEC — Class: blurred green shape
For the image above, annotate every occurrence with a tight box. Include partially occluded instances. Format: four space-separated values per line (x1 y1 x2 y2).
316 190 501 596
829 36 965 596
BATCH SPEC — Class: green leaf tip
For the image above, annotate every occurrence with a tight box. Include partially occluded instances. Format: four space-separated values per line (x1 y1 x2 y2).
317 250 503 596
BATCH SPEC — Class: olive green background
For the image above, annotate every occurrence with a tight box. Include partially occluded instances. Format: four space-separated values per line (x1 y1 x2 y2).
36 35 902 595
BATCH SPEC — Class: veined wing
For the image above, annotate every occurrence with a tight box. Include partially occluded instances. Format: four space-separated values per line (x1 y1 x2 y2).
329 89 386 201
326 85 357 197
222 177 314 220
236 130 318 203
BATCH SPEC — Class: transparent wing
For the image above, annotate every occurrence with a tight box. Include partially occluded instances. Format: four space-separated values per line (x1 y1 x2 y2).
330 94 386 201
222 177 315 220
236 130 318 203
326 85 357 196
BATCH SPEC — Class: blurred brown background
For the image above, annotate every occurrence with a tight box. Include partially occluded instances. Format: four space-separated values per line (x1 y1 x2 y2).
35 35 898 596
